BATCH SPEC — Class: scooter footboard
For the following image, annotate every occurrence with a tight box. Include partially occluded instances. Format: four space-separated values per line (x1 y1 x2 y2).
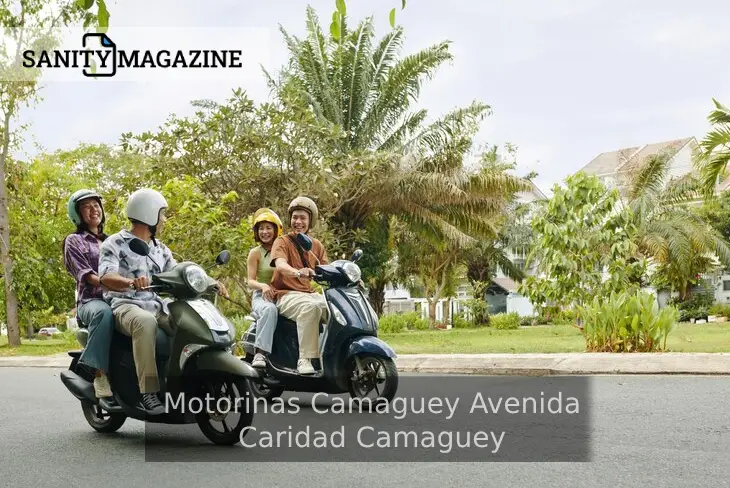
347 336 397 360
190 349 260 379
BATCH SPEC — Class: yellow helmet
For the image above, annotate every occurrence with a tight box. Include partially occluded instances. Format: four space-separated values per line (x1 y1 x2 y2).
252 208 283 242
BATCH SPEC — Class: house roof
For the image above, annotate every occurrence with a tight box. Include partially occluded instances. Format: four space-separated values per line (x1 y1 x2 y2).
578 137 695 177
518 179 547 200
490 277 519 293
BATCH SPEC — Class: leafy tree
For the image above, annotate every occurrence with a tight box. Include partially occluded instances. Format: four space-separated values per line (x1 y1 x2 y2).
695 190 730 242
394 228 461 327
519 172 642 317
621 152 730 298
120 88 344 229
696 98 730 195
155 177 255 316
273 4 528 297
0 0 110 346
4 153 97 334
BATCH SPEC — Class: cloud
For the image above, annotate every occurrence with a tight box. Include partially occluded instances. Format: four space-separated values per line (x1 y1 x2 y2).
12 0 730 199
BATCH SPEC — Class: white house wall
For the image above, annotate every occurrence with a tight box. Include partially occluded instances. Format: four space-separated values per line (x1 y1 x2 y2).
666 142 695 181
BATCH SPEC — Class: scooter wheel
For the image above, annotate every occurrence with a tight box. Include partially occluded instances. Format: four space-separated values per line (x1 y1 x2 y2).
248 379 284 401
81 401 127 433
348 354 398 404
194 375 255 446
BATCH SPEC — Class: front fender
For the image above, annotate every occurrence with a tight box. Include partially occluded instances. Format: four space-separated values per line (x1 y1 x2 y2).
348 336 397 360
191 349 260 379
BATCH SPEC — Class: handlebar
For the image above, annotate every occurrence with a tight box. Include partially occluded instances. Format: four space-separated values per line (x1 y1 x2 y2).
128 283 166 291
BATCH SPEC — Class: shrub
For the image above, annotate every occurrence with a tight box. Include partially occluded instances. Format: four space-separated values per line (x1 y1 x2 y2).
452 313 477 329
462 298 490 326
490 312 520 330
576 289 678 352
552 308 578 325
709 303 730 317
519 315 537 326
378 312 430 333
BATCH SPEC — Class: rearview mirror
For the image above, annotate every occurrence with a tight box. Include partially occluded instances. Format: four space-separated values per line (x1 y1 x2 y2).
129 238 150 257
216 250 230 265
295 232 313 252
351 249 363 263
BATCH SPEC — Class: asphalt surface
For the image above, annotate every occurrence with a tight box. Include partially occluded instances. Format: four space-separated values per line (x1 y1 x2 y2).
1 368 729 487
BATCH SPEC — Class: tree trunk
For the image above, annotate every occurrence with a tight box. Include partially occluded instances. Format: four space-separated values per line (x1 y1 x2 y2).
368 284 385 317
0 110 20 347
428 299 437 327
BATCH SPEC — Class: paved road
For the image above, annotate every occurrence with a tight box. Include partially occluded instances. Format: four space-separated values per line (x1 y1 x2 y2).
1 368 729 487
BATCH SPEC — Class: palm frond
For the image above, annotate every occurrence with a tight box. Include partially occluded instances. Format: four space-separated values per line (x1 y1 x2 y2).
378 109 428 151
627 153 669 201
359 41 453 148
695 99 730 194
344 17 374 138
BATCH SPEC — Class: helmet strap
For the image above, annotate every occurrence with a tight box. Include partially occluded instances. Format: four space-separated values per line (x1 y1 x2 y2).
149 224 158 247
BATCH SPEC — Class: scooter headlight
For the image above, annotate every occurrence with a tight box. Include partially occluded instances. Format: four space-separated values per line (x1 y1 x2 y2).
184 265 209 293
341 262 361 283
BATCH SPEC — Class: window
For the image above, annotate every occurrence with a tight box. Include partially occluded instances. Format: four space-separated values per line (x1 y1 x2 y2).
723 280 730 291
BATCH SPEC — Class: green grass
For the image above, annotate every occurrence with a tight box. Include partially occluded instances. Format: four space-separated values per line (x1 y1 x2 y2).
379 322 730 354
0 335 78 357
2 322 729 357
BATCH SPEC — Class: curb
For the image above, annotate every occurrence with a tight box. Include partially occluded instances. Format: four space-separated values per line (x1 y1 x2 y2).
3 352 730 375
393 353 730 376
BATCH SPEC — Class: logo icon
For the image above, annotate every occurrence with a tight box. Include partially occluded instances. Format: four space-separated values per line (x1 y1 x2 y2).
82 33 116 77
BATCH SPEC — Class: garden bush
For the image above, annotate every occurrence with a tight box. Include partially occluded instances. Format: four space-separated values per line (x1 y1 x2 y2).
451 313 477 329
462 298 490 326
670 291 714 322
519 315 536 326
489 312 520 330
576 289 678 352
378 312 430 333
709 303 730 318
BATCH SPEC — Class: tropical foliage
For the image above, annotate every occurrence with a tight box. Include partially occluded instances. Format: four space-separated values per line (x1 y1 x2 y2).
696 98 730 194
577 289 678 352
519 172 642 317
622 151 730 298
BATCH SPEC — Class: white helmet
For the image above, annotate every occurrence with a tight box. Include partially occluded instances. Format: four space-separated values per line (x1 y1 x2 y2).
126 188 168 226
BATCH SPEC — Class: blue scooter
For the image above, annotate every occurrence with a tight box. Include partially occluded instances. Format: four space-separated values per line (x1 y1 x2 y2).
240 233 398 403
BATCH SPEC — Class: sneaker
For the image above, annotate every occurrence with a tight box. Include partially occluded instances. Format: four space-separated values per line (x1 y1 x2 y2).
297 359 315 375
252 353 267 368
138 392 166 415
99 397 120 411
94 374 112 398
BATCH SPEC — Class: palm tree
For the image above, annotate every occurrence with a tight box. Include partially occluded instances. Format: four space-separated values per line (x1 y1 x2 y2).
272 6 452 153
272 6 529 307
696 98 730 195
273 6 527 242
623 151 730 298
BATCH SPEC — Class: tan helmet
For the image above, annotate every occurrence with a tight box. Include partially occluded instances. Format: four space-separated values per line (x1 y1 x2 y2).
288 196 319 230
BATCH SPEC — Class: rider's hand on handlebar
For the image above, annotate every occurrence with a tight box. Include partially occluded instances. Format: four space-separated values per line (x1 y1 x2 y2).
296 268 316 280
130 276 149 290
214 280 229 298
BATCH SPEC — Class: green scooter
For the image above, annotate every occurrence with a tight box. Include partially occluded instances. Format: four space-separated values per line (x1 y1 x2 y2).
61 238 258 445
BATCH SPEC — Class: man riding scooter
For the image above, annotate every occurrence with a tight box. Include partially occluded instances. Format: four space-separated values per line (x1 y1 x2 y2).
98 188 229 414
269 196 329 375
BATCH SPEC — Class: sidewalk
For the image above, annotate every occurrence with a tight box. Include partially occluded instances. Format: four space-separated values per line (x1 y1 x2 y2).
3 352 730 375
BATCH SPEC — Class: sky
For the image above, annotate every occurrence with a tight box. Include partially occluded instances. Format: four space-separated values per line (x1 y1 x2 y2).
13 0 730 196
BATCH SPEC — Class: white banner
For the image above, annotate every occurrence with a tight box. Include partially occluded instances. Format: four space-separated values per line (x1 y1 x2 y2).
0 25 272 82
